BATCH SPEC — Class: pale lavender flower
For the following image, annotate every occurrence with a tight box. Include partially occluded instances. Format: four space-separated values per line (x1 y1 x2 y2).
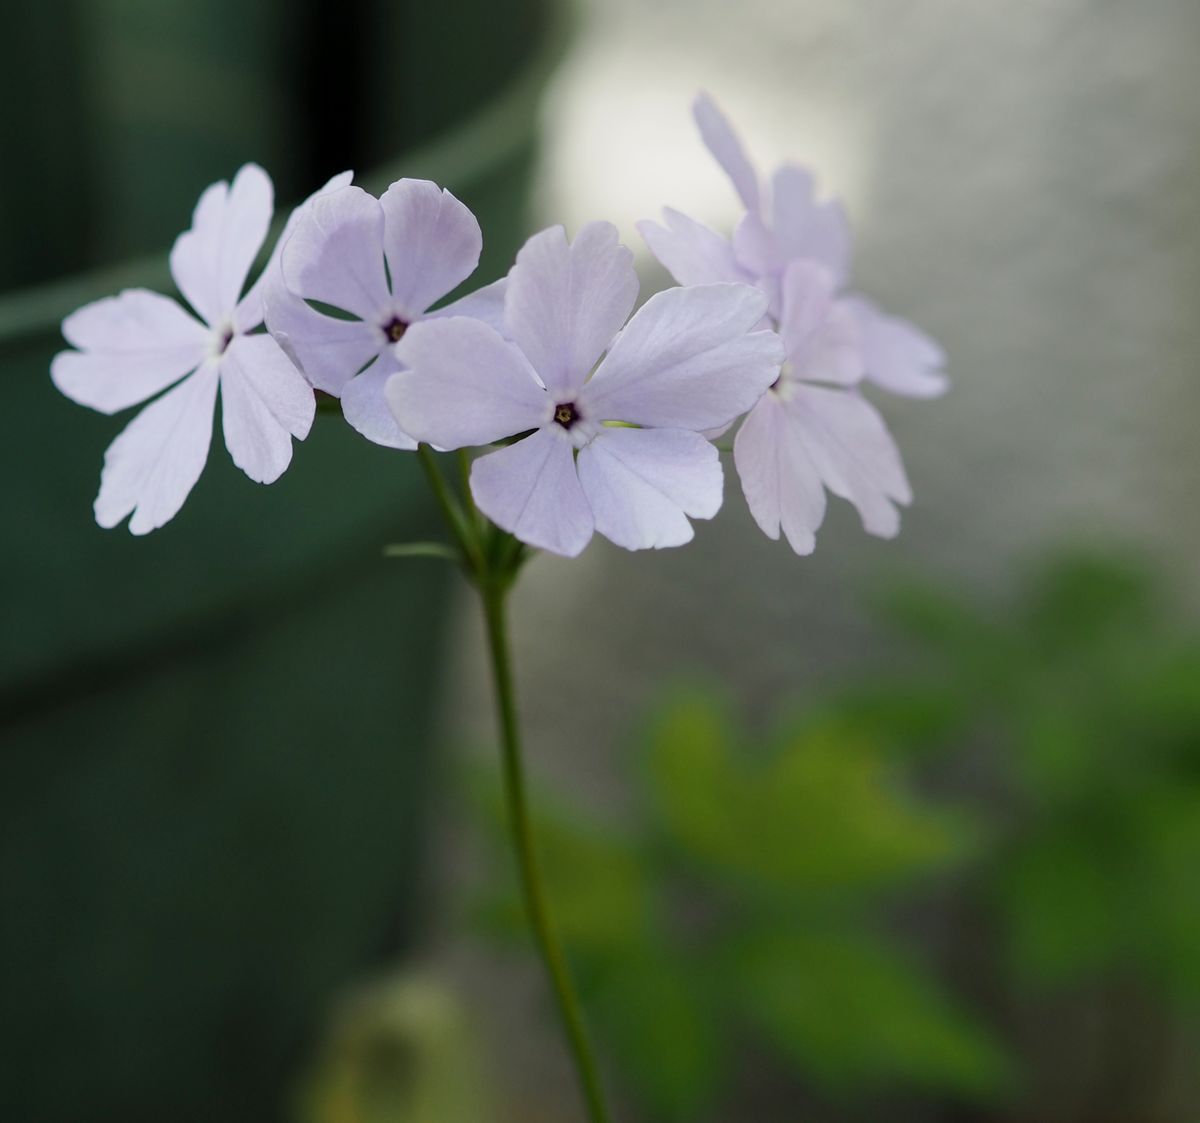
386 222 783 558
638 94 946 552
734 262 911 554
640 92 948 397
266 179 505 450
52 164 320 534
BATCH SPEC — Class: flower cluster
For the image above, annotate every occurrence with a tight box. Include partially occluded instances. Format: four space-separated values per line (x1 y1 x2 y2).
641 94 947 553
53 95 944 556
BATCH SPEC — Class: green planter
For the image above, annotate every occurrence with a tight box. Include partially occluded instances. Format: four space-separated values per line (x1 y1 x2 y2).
0 3 569 1121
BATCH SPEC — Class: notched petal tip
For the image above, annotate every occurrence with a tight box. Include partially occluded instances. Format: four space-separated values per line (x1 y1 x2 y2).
379 178 484 317
506 221 639 397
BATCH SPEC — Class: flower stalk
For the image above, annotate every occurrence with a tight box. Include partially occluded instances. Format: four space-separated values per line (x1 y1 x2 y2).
480 574 614 1123
414 447 612 1123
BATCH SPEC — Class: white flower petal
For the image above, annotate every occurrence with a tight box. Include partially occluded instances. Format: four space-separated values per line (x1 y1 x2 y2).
389 316 549 449
504 222 638 396
790 384 911 538
796 302 863 386
219 334 315 483
380 179 482 319
281 185 390 321
730 211 776 278
843 295 949 399
94 364 220 535
342 356 417 450
169 163 273 326
237 170 355 332
577 427 721 551
778 260 836 354
693 92 761 213
264 279 382 396
470 428 594 557
733 393 826 555
51 289 209 414
770 164 851 287
427 276 509 334
779 262 862 386
637 208 748 288
583 283 782 430
731 166 851 291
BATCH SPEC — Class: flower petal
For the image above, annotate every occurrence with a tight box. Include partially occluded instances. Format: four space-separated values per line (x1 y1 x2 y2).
264 281 382 396
731 165 851 290
504 222 638 396
577 427 721 551
470 428 594 557
169 163 273 327
733 393 826 555
693 92 761 213
427 277 509 334
843 295 949 399
219 334 315 483
789 384 911 538
94 365 219 535
770 164 851 286
281 185 390 321
51 289 209 414
342 356 417 450
798 302 862 385
389 317 549 449
380 179 482 319
637 208 749 288
778 260 835 353
779 261 862 386
237 170 355 332
583 283 782 430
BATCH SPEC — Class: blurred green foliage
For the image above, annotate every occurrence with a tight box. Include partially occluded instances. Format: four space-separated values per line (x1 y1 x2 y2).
472 696 1010 1120
864 549 1200 993
470 549 1200 1121
875 551 1200 1003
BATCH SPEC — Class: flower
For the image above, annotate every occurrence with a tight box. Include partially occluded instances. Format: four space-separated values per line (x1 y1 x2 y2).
734 262 912 554
386 222 783 557
638 93 946 552
51 164 321 534
266 179 505 449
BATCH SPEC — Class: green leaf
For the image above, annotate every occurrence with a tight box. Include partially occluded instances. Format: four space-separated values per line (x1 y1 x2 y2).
999 832 1127 984
731 928 1013 1098
468 775 650 956
1021 551 1157 653
1124 644 1200 745
642 692 740 859
646 696 974 896
590 949 724 1121
1129 788 1200 1000
877 582 1005 659
1009 697 1099 807
816 682 969 753
383 541 459 562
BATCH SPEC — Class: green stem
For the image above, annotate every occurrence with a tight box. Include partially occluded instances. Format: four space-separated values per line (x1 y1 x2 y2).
416 444 483 575
480 579 613 1123
457 448 479 529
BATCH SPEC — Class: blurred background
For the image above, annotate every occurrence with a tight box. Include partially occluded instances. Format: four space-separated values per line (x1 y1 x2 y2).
3 1 1199 1121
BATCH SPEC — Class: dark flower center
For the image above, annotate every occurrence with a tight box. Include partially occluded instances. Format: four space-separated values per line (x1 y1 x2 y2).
382 316 408 343
553 402 579 429
217 327 234 355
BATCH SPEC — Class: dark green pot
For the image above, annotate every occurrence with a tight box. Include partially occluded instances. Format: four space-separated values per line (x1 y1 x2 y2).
0 3 569 1121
